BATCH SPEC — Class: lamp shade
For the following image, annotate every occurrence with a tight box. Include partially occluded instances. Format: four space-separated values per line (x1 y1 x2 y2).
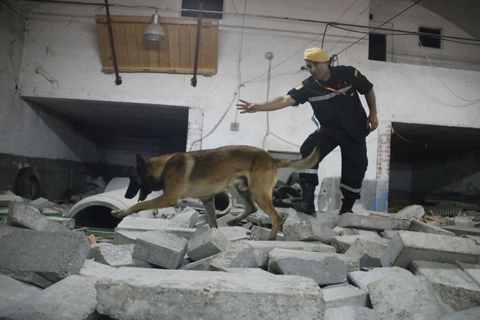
144 14 165 41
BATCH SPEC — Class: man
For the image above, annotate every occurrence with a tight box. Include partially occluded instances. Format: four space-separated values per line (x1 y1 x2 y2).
237 47 378 215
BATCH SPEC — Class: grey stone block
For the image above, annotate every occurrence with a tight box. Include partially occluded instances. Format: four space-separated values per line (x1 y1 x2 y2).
180 254 220 271
345 238 389 268
187 228 230 261
393 205 425 219
0 226 90 282
79 259 116 279
223 268 273 276
381 229 400 239
113 229 145 245
331 234 387 254
0 269 52 289
210 240 336 270
323 284 369 309
441 226 480 237
96 268 325 320
133 230 188 269
0 275 98 320
436 306 480 320
283 219 338 243
250 226 284 241
368 276 446 320
27 197 52 211
0 195 22 207
348 267 415 292
446 217 475 228
456 262 480 286
115 216 175 231
409 220 455 236
45 216 75 230
219 226 250 241
325 306 379 320
96 244 152 268
171 209 199 228
337 214 411 231
7 202 70 232
410 260 480 311
87 243 112 259
0 275 42 313
268 249 359 285
381 231 480 268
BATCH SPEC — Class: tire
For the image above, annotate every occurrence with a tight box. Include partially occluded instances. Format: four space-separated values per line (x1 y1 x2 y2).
15 167 42 200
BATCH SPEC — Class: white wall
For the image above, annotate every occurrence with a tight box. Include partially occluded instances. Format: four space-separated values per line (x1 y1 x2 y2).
2 0 480 184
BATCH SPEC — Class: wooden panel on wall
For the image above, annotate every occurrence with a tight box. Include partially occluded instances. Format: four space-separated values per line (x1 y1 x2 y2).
95 15 218 75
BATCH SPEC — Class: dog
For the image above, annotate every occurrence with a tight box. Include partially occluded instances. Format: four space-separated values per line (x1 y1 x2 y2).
112 145 319 240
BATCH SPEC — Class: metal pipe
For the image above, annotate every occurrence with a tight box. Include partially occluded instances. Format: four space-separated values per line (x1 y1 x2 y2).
104 0 122 85
191 2 202 87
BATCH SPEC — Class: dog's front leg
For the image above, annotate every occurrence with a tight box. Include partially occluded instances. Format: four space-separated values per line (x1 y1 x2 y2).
112 194 178 218
201 197 218 229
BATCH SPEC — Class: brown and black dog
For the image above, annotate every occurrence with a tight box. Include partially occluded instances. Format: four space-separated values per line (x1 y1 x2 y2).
112 145 319 240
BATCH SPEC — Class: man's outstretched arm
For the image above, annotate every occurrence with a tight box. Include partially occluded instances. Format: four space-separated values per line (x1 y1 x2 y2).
237 95 296 113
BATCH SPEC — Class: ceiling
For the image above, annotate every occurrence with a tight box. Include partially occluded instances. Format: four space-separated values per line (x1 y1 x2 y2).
23 97 189 141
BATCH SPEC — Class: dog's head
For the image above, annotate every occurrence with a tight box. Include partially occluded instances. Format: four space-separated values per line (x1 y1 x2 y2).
125 154 153 201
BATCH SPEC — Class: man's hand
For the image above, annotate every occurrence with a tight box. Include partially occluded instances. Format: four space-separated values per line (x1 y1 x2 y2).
367 114 378 132
237 99 260 113
111 209 129 219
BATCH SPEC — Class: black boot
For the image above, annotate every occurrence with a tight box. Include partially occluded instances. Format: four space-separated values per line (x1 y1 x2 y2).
339 198 355 214
293 181 316 215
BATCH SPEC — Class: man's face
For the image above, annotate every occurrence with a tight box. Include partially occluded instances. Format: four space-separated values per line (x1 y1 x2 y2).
305 60 329 80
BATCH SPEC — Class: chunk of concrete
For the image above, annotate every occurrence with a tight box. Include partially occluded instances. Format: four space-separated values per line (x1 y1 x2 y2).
0 269 52 289
456 262 480 286
250 226 284 241
79 259 116 279
381 229 400 239
45 216 75 230
96 268 325 320
187 228 230 261
337 214 411 231
0 275 42 313
268 249 359 285
96 244 152 268
436 306 480 320
324 306 379 320
116 216 177 231
219 226 250 241
283 219 338 243
331 234 387 254
440 226 480 237
27 197 53 211
87 242 112 259
170 209 199 228
210 240 336 270
7 202 70 232
223 268 273 276
348 267 415 292
445 217 475 228
410 260 480 311
323 284 368 309
0 275 98 320
0 195 23 207
133 230 188 269
409 220 455 236
381 231 480 268
344 238 389 268
180 254 220 271
393 205 425 219
0 226 90 282
368 276 446 320
113 229 145 245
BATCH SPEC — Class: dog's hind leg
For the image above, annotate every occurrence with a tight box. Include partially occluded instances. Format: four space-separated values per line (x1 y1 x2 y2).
227 182 257 226
253 191 282 240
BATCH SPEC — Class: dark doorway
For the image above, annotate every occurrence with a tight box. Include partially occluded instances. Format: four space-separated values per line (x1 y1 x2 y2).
369 33 386 62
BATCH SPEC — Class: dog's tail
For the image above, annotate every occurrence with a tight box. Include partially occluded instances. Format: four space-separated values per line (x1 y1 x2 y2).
274 147 319 170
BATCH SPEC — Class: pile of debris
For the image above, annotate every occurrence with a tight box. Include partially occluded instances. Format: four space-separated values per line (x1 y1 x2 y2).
0 192 479 320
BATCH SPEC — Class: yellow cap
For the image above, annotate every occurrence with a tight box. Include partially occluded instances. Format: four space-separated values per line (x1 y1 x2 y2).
304 47 329 62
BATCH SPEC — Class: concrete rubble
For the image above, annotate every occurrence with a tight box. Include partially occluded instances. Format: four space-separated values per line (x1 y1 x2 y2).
0 194 480 319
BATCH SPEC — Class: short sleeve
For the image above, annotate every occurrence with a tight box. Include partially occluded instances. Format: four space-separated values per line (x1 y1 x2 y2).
346 66 373 95
287 82 309 106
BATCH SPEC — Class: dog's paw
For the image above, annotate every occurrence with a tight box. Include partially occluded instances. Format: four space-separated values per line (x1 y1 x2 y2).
111 209 128 219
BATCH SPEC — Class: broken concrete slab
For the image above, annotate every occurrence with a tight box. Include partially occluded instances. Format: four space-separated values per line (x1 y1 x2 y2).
323 284 369 309
344 238 389 268
0 195 23 207
27 197 53 211
86 242 112 259
79 259 116 279
268 249 359 285
0 226 90 282
7 202 70 232
446 217 475 228
381 229 400 239
462 235 480 245
456 262 480 286
333 227 357 236
180 254 220 271
440 226 480 237
113 229 145 245
45 216 75 230
96 244 152 268
250 226 284 241
0 275 98 320
116 216 177 231
222 268 273 276
96 268 325 320
133 230 188 269
283 219 338 243
187 228 230 261
210 240 336 270
348 267 415 292
0 269 52 289
368 276 446 320
393 205 425 219
410 260 480 311
436 306 480 319
381 231 480 268
0 275 42 313
337 214 411 231
330 234 387 254
219 226 250 241
170 208 199 228
324 306 379 320
409 220 455 236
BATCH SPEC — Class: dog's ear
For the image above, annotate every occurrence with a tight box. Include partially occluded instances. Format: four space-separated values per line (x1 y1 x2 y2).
136 154 147 173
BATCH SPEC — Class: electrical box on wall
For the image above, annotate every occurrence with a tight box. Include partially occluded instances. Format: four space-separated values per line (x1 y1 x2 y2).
230 122 239 131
